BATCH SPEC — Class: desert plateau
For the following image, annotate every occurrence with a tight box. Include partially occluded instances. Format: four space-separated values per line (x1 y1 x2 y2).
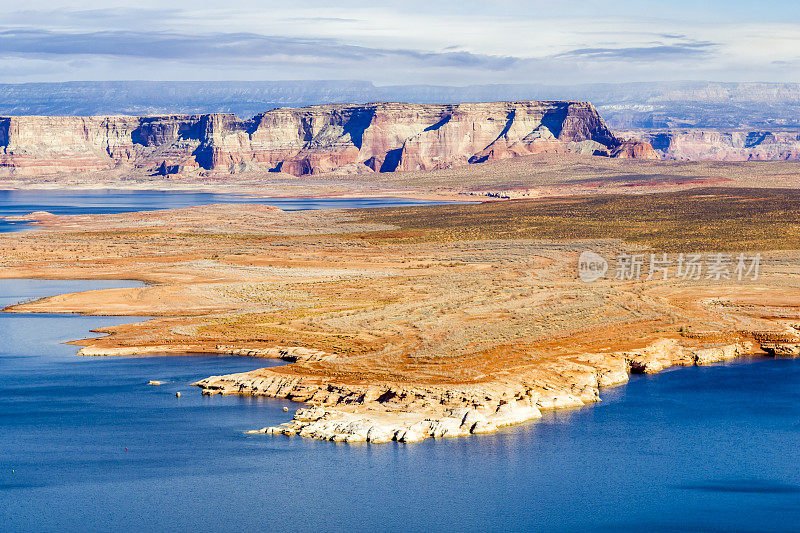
5 176 800 443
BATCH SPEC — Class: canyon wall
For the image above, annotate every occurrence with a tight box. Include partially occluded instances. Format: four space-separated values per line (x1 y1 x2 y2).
0 101 656 177
627 129 800 161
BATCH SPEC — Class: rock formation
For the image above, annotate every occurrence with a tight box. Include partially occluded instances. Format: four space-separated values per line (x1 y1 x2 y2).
627 129 800 161
194 339 755 444
0 102 655 177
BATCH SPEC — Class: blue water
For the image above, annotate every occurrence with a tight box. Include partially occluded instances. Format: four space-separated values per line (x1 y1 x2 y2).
1 279 799 532
0 189 454 232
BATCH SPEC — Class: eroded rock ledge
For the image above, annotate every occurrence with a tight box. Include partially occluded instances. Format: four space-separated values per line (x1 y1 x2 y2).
77 344 336 362
193 339 756 444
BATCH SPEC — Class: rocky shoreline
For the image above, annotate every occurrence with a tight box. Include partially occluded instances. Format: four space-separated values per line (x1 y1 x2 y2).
193 338 767 444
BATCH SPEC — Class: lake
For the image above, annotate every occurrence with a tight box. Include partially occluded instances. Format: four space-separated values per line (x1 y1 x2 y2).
1 278 798 532
0 189 456 232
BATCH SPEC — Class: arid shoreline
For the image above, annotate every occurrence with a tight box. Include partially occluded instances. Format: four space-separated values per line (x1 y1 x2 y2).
4 186 800 443
194 339 763 443
6 152 800 203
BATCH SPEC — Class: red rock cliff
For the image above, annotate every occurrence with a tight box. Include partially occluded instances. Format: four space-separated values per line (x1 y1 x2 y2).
0 102 655 177
626 129 800 161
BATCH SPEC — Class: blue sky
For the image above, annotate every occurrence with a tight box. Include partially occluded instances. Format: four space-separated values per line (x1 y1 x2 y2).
1 0 798 84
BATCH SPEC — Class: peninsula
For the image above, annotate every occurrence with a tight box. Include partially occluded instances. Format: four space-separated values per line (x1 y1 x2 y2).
4 182 800 443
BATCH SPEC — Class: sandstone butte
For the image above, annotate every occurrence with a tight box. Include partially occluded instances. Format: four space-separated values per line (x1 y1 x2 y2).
0 101 657 177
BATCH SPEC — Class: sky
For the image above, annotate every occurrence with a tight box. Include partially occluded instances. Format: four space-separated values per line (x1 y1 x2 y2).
1 0 799 85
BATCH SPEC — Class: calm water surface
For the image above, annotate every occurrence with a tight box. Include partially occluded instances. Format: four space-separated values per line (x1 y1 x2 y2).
0 189 455 232
1 279 798 532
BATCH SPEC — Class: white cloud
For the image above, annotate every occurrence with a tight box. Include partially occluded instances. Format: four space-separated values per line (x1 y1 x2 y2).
0 3 798 83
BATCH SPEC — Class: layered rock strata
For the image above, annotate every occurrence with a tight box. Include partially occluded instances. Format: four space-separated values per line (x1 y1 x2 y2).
0 102 656 177
628 129 800 161
194 339 754 443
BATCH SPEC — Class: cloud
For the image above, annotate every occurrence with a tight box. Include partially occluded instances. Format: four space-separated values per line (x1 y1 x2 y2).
772 57 800 66
0 5 796 84
285 17 361 23
4 8 184 30
574 30 690 41
554 41 717 61
0 28 520 71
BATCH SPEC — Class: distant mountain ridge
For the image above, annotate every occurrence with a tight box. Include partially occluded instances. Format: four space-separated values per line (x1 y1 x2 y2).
625 129 800 161
1 81 799 130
